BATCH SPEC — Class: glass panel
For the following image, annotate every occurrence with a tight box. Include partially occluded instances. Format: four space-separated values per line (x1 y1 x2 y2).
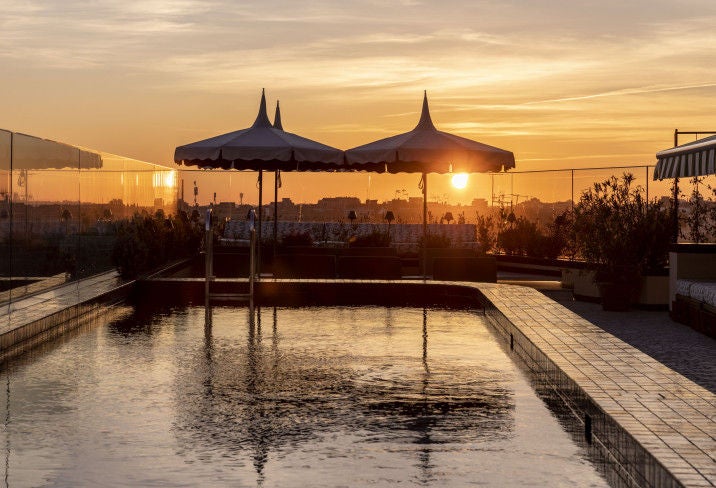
0 129 180 309
0 130 10 318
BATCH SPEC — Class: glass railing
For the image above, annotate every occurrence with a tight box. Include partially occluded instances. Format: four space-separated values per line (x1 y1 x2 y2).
177 164 691 261
178 164 678 229
0 129 178 312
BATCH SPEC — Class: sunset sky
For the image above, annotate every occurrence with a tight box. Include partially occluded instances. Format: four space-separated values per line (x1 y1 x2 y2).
2 0 715 204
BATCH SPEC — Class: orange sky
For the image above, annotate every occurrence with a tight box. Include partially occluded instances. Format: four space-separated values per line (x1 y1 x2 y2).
2 0 715 205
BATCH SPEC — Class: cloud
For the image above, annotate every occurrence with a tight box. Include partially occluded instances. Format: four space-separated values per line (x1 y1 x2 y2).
527 83 716 105
2 0 715 170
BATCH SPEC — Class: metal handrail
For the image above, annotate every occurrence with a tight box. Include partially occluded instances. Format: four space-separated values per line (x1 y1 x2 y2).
205 207 256 305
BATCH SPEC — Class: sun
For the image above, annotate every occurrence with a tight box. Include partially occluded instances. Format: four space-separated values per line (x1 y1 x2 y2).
451 173 468 189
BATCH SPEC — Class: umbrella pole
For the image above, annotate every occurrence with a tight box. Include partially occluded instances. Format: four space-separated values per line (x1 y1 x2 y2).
422 171 428 280
258 169 262 277
274 170 279 257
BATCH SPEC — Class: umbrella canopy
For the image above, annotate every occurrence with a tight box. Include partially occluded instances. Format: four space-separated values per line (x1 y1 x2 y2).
654 135 716 180
345 92 515 173
174 90 343 171
174 90 344 275
345 92 515 278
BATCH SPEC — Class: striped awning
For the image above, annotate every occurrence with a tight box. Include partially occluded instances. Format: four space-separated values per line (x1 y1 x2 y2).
654 135 716 180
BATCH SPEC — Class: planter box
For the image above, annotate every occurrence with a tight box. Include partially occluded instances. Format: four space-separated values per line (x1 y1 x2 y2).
569 269 600 302
564 268 669 307
638 275 669 307
432 257 497 282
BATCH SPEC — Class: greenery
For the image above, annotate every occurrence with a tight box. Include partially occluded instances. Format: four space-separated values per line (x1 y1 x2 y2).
497 216 536 256
490 211 571 260
475 214 495 255
572 173 672 281
420 232 451 248
350 229 391 247
112 210 202 279
682 176 709 243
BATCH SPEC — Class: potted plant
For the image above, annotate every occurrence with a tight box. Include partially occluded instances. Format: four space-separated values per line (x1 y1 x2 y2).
572 173 672 310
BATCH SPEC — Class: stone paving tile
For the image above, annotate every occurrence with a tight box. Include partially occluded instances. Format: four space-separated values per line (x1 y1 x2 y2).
476 282 715 488
542 288 716 394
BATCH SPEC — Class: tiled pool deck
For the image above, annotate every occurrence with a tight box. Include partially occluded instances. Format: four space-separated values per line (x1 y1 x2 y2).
0 271 130 360
477 282 715 488
0 274 714 487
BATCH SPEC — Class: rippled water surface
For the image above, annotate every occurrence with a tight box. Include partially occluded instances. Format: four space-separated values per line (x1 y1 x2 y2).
0 305 609 487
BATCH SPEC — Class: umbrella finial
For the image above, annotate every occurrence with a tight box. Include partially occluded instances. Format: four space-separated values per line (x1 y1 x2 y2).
415 91 435 130
252 89 272 128
273 100 283 130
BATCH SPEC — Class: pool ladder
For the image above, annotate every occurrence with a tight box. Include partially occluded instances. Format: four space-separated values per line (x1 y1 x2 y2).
205 208 256 304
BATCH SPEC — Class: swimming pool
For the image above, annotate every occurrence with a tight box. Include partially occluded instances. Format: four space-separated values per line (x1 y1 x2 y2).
1 304 610 487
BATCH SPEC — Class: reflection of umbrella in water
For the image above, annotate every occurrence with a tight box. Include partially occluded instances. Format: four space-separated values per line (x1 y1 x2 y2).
345 92 515 276
174 90 343 269
174 306 514 482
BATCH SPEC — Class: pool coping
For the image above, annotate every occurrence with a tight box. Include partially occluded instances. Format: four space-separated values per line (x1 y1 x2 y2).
0 271 133 362
2 276 714 487
474 281 714 488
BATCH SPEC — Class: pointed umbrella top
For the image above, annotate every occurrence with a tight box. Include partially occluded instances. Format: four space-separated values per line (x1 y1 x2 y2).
252 88 272 128
273 100 283 130
414 90 435 131
345 91 515 174
174 89 343 170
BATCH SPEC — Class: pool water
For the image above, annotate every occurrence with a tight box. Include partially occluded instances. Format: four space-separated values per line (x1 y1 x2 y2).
0 305 610 487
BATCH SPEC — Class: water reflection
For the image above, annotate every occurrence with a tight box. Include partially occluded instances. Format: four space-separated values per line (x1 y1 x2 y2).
174 306 514 483
0 305 611 487
4 375 9 488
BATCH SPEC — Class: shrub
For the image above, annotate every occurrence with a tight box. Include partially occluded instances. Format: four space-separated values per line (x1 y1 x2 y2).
350 229 390 247
112 211 202 279
572 173 672 280
498 217 538 256
683 176 710 243
475 214 495 255
420 232 451 248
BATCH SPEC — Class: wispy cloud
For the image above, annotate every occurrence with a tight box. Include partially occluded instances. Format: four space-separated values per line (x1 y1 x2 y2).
528 82 716 105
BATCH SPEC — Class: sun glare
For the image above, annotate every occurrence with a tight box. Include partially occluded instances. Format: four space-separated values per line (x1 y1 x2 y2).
451 173 468 189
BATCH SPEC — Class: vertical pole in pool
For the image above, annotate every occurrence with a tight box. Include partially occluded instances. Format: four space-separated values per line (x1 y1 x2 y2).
257 169 263 277
422 172 428 280
248 208 256 311
205 207 213 313
273 170 279 259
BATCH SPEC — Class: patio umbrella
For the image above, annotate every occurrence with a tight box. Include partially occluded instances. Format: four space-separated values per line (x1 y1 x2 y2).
174 90 344 269
654 134 716 180
345 91 515 276
653 133 716 242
